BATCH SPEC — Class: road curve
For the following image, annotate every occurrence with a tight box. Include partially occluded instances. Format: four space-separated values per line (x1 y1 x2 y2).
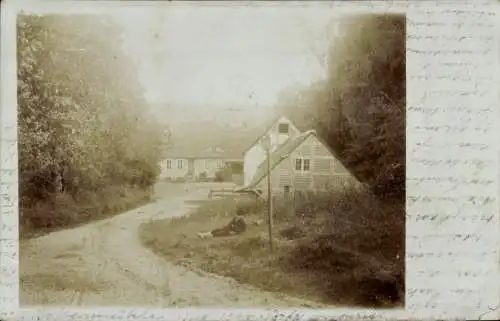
20 183 323 308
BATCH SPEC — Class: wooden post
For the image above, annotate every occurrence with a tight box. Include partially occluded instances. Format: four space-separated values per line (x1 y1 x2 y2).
266 139 274 252
284 186 294 217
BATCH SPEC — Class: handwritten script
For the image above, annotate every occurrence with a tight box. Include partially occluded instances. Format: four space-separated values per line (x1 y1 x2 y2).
406 4 498 321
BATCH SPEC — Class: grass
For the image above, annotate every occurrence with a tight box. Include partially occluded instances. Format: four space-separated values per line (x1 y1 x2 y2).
20 185 153 240
140 185 405 307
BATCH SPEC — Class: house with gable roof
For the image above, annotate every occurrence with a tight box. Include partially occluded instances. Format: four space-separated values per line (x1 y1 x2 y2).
159 122 260 184
236 127 356 199
160 144 244 183
242 116 301 187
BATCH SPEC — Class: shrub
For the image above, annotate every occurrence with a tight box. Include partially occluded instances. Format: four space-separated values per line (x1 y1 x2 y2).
284 185 405 306
214 171 224 182
234 199 265 216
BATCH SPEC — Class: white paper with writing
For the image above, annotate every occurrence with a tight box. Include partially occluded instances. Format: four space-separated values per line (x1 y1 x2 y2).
1 1 499 320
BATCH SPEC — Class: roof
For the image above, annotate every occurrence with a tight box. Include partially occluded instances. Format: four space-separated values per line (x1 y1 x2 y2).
236 129 355 192
242 116 298 153
163 146 242 159
163 123 262 159
236 130 319 191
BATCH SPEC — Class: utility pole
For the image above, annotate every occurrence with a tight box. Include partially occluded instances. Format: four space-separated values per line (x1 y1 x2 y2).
262 134 274 252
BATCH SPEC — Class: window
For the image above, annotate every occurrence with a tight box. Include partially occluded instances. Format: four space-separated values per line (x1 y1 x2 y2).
284 185 290 193
177 159 183 169
216 159 225 169
295 158 311 171
295 159 302 170
166 160 172 169
278 123 289 134
303 159 310 171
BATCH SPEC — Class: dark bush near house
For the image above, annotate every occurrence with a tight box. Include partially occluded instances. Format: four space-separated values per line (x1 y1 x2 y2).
234 199 265 216
279 225 306 240
214 171 224 182
124 159 161 189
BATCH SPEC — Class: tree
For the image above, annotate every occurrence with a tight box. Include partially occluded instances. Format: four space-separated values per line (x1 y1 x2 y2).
18 14 165 210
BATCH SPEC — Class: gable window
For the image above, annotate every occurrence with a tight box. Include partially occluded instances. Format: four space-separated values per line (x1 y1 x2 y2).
278 123 289 134
177 159 183 169
166 159 172 169
295 159 302 170
295 158 311 171
207 146 224 153
303 159 310 171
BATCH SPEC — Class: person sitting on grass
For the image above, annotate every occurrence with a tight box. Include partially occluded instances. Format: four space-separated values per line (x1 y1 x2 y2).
197 211 247 239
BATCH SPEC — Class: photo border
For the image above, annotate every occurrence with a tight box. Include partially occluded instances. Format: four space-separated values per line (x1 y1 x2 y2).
2 1 498 320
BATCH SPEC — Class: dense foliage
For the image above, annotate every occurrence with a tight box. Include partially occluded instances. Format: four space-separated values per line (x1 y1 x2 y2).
275 14 405 197
18 14 165 234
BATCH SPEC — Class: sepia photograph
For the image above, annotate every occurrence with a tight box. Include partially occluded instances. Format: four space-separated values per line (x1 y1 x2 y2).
17 3 406 309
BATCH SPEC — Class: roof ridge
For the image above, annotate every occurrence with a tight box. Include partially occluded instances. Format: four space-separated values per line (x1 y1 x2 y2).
242 116 299 153
241 129 319 190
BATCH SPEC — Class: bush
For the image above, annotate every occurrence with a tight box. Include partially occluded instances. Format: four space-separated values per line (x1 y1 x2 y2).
214 171 224 182
234 199 265 216
279 225 306 240
284 185 405 306
124 159 160 189
20 186 152 238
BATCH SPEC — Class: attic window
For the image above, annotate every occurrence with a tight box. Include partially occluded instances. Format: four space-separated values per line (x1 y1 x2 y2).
278 123 289 134
207 146 224 153
295 158 311 171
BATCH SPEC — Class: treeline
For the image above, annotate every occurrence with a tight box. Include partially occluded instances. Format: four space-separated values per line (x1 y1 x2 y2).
18 15 166 236
275 14 406 198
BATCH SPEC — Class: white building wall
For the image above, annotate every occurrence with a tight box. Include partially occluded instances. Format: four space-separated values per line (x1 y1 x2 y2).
243 144 265 186
194 158 225 179
160 158 189 179
243 116 301 187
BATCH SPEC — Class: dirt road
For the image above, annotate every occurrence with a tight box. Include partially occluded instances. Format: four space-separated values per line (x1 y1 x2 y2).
20 182 322 307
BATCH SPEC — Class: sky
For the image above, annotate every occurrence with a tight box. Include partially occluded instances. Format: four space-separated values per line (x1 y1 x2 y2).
113 5 339 114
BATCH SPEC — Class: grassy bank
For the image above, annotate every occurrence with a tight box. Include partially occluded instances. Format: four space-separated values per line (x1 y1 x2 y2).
20 185 153 240
140 186 405 307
